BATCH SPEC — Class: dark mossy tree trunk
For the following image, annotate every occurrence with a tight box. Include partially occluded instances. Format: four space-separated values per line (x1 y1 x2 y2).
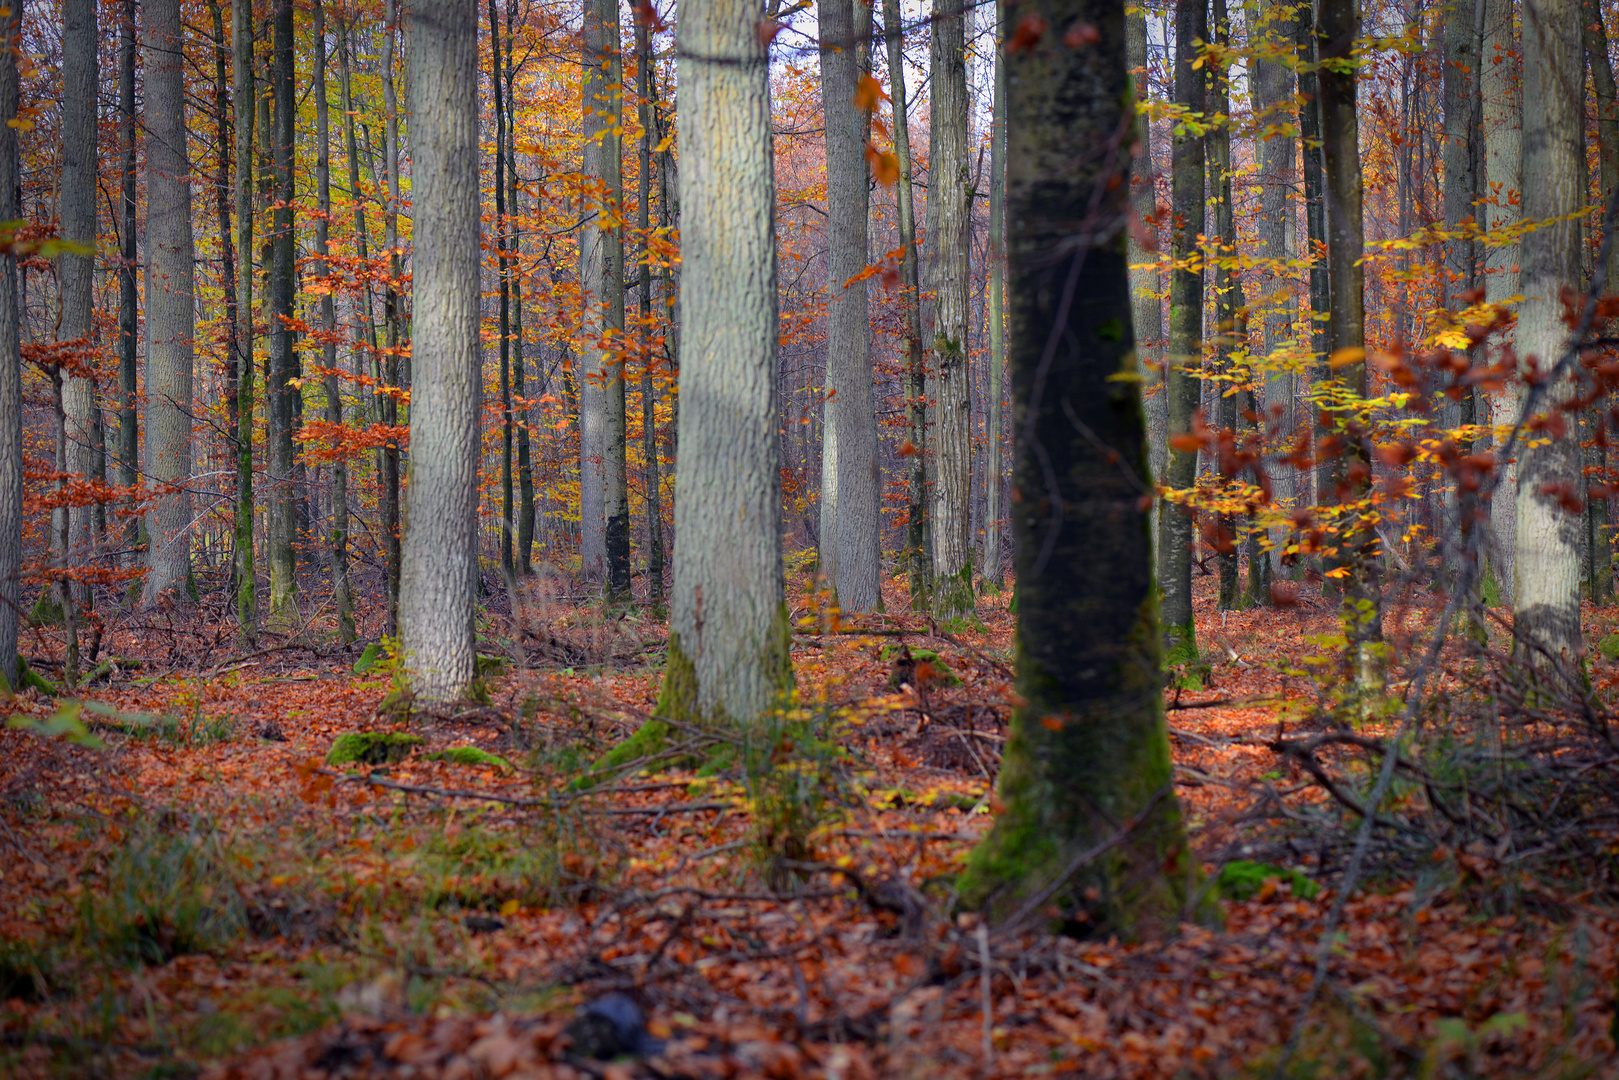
232 0 256 643
1155 0 1206 664
1319 0 1383 690
958 0 1196 940
490 0 514 579
1209 0 1242 612
266 0 298 619
118 0 139 561
0 0 17 690
511 0 535 575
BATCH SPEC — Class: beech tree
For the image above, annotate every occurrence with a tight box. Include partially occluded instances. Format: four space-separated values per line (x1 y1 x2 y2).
1483 0 1520 602
399 0 481 702
1514 0 1584 671
960 0 1193 938
925 0 973 617
655 0 792 725
59 0 96 602
817 0 880 613
0 0 17 691
141 0 196 605
1156 0 1205 665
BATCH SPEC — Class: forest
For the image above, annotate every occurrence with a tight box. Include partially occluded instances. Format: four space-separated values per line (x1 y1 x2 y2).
0 0 1617 1074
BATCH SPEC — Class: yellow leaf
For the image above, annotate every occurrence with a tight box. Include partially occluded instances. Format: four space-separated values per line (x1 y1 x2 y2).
1328 346 1366 369
499 898 520 916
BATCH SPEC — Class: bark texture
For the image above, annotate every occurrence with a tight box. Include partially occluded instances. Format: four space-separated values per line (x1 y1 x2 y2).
1483 0 1520 604
926 0 973 617
0 3 18 689
266 0 298 617
985 8 1007 592
233 0 256 641
1156 0 1205 664
1126 5 1163 498
959 0 1194 939
818 0 880 612
657 0 792 725
1584 0 1617 603
400 0 482 702
60 0 97 583
1513 0 1584 671
141 0 196 604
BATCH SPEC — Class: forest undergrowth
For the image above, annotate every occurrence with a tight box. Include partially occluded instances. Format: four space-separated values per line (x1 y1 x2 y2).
1 566 1616 1079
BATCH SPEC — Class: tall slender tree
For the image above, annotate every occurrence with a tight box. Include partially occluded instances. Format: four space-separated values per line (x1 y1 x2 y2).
233 0 256 641
1483 0 1520 602
1157 0 1205 665
400 0 481 702
381 0 405 635
141 0 197 604
655 0 792 725
984 2 1007 593
1514 0 1584 672
881 0 930 609
1297 2 1330 518
0 0 18 689
635 0 664 612
960 0 1194 938
581 0 629 599
1210 0 1243 611
1584 0 1616 603
60 0 97 603
266 0 298 617
491 0 515 579
925 0 973 617
1126 3 1163 509
118 0 139 560
314 0 355 641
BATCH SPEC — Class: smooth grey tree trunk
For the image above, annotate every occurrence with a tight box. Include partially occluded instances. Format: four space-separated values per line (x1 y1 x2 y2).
1483 0 1519 605
118 0 139 560
580 0 627 594
880 0 930 609
141 0 196 604
381 0 404 635
233 0 256 640
635 1 665 613
958 0 1194 939
266 0 297 617
1156 0 1205 664
818 0 880 612
60 0 97 596
1514 0 1584 672
400 0 481 703
926 0 973 617
657 0 792 725
1127 5 1164 500
0 2 18 689
984 7 1007 592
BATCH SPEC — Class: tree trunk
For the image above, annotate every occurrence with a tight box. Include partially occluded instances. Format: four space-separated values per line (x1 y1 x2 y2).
1127 4 1164 534
382 0 404 636
400 0 481 702
1157 0 1205 665
655 0 792 725
491 0 514 580
958 0 1195 939
1319 0 1384 690
266 0 297 617
1483 0 1519 605
817 0 880 613
1252 0 1295 587
581 0 629 601
635 1 664 614
141 0 196 604
0 1 17 689
60 0 97 604
1210 0 1241 612
1584 0 1616 604
119 0 139 561
880 0 930 609
1297 3 1331 523
984 6 1007 594
1514 0 1584 673
232 0 256 642
926 0 973 617
313 0 354 642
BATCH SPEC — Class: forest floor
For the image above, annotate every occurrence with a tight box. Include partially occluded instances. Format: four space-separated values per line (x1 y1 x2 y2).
0 567 1616 1079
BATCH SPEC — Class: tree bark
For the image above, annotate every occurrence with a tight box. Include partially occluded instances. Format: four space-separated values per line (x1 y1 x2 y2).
266 0 298 617
656 0 792 725
1483 0 1519 605
880 0 930 609
1210 0 1242 612
1297 3 1330 521
958 0 1194 939
491 0 514 580
1127 4 1164 530
1514 0 1584 672
382 0 404 635
60 0 97 602
926 0 973 617
119 0 139 560
581 0 629 601
984 6 1007 593
1156 0 1205 665
0 1 17 689
818 0 880 612
1584 0 1616 603
314 0 354 642
232 0 256 641
635 0 664 613
400 0 481 702
141 0 196 604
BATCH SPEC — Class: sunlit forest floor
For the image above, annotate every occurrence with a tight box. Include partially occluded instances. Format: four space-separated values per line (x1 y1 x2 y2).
1 564 1615 1078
